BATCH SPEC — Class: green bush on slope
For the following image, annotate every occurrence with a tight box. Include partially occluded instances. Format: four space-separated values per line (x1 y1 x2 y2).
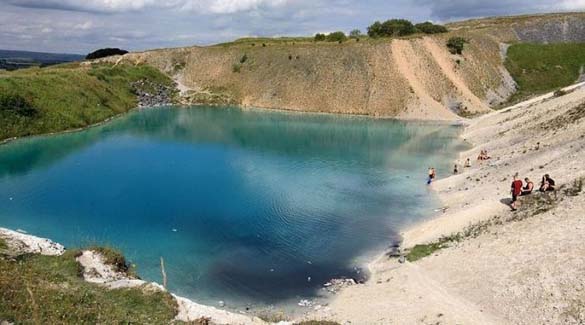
0 63 174 141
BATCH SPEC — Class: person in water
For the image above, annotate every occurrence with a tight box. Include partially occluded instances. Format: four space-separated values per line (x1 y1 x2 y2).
540 174 556 192
522 177 534 195
427 167 436 185
510 174 523 211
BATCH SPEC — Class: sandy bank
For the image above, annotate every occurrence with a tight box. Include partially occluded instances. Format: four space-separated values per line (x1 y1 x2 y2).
303 85 585 324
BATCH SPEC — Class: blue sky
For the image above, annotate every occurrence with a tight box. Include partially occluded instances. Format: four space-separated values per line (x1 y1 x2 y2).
1 0 584 54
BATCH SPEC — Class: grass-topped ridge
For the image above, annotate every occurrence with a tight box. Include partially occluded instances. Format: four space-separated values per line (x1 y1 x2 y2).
0 63 175 141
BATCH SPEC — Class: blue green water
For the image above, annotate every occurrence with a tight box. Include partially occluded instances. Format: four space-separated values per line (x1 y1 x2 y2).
0 106 465 308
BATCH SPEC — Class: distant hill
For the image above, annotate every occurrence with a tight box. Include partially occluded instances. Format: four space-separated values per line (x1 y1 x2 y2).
0 50 84 71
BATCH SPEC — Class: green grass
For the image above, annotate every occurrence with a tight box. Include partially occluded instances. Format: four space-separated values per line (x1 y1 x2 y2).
0 250 177 323
406 242 446 262
505 43 585 103
0 63 174 141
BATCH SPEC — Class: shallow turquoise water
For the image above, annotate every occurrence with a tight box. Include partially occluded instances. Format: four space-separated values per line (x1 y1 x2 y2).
0 106 466 307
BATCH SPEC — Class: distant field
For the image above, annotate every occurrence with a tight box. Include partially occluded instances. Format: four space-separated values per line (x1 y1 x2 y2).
0 63 174 141
0 49 84 71
505 43 585 102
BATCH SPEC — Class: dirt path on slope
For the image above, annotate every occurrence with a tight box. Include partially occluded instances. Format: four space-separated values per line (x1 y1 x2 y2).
391 40 460 120
422 37 491 114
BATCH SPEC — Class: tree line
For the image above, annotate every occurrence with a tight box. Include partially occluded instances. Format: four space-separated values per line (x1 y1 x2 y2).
314 19 448 42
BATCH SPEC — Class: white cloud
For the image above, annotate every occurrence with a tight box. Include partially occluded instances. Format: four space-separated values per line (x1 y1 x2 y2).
7 0 288 14
561 0 585 9
75 21 94 30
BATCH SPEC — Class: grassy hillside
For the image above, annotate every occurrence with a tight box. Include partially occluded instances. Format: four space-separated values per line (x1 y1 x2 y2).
0 249 177 323
505 43 585 102
0 63 174 141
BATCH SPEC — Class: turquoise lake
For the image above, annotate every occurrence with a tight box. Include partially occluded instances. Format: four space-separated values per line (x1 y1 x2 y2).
0 106 466 308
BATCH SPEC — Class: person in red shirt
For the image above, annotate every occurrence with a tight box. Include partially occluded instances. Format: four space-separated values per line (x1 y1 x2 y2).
510 174 523 211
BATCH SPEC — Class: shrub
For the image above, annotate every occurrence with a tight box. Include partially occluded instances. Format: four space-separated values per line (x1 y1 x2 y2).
368 19 416 38
415 22 448 34
0 93 38 117
447 37 468 55
349 29 362 38
240 54 248 64
232 63 241 73
314 33 326 41
86 48 128 60
326 31 347 43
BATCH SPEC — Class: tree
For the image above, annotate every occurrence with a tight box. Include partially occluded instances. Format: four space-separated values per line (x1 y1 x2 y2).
381 19 416 36
314 33 326 41
447 37 468 55
367 21 383 38
367 19 416 38
349 29 362 38
86 48 128 60
326 31 347 43
415 22 448 34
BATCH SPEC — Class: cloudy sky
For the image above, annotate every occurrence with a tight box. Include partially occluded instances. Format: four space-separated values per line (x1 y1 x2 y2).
1 0 584 54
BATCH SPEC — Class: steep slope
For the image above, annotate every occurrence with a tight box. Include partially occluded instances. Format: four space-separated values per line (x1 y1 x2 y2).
102 33 508 120
93 13 585 120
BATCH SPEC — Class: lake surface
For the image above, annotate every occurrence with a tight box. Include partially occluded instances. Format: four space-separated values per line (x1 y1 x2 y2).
0 106 466 308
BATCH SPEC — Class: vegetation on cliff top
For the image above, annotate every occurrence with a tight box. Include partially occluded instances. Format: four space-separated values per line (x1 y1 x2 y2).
0 249 177 323
0 63 174 141
86 48 129 60
367 19 448 38
505 43 585 103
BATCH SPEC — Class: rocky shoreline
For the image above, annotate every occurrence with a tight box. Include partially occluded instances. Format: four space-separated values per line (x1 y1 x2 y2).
302 83 585 324
131 79 177 108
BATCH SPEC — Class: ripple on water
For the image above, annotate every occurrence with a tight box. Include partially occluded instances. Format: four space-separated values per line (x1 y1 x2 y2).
0 106 467 308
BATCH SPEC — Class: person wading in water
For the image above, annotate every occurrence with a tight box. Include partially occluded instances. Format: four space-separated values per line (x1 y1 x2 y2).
427 167 436 185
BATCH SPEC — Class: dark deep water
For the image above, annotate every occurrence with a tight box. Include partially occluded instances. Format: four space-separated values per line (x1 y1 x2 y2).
0 106 466 308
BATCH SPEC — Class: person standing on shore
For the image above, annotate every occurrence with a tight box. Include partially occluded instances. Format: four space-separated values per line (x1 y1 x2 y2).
511 173 523 211
427 167 436 185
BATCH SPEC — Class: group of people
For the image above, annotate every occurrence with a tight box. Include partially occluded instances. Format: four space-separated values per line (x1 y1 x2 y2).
477 149 491 161
510 174 556 211
453 157 473 175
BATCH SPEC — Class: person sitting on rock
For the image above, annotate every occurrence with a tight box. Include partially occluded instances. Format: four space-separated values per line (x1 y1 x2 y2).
540 174 556 192
522 177 534 195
